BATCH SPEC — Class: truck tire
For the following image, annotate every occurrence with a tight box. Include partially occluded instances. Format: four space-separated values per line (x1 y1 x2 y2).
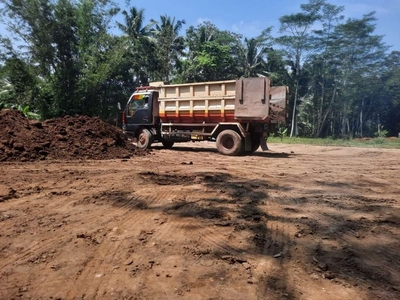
216 130 244 156
162 140 174 149
247 136 261 153
137 128 152 150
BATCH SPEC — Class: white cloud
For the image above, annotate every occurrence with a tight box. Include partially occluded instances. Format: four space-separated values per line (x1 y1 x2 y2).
231 20 264 37
196 17 210 25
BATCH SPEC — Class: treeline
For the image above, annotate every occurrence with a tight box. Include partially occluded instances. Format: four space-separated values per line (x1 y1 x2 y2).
0 0 399 137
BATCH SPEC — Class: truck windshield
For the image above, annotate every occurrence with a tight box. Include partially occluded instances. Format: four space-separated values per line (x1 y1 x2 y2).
127 94 149 116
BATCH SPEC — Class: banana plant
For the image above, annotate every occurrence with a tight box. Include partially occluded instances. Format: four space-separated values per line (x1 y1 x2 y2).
17 104 41 120
277 123 288 141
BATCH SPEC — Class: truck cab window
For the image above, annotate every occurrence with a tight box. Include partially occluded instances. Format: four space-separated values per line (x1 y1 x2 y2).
127 95 149 116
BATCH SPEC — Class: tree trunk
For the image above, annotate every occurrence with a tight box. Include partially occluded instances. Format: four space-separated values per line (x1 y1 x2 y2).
290 79 299 137
316 80 325 137
316 84 337 137
359 109 363 137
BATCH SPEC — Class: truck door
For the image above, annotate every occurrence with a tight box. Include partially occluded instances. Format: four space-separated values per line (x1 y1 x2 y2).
125 93 153 133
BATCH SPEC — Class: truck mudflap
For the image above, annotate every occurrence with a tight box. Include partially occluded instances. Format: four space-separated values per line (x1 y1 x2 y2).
260 138 268 151
260 133 269 151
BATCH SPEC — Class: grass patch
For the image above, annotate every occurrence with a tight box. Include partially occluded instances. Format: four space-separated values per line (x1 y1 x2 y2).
268 136 400 149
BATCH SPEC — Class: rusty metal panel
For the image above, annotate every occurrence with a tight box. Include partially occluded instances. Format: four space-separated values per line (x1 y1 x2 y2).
234 77 270 120
269 86 288 123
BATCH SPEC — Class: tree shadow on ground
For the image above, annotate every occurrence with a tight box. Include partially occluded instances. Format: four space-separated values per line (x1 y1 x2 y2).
82 171 295 298
270 194 400 300
81 172 400 299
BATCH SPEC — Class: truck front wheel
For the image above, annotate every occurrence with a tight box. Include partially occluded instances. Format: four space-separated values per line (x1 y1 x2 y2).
216 130 244 156
137 128 152 150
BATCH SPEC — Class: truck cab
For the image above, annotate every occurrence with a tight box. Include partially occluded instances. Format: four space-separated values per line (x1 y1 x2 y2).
122 87 168 150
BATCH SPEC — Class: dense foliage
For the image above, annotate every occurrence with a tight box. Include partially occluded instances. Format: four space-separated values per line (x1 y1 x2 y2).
0 0 399 137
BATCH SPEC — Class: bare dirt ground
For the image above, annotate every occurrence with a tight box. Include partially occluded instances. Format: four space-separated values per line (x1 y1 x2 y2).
1 141 400 300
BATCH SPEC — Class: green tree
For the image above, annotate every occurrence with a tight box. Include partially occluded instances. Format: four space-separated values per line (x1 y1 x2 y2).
379 51 400 136
117 7 159 86
331 12 388 137
0 57 36 105
277 0 325 137
151 15 186 82
179 22 242 82
194 41 237 82
307 2 345 137
117 7 152 40
0 0 130 121
239 28 274 78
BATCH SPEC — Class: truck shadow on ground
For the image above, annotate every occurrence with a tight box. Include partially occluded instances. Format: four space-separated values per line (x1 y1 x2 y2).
151 145 218 153
252 151 292 158
150 145 293 158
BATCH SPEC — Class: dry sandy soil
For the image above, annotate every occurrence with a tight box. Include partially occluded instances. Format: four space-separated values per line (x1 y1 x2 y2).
1 142 400 300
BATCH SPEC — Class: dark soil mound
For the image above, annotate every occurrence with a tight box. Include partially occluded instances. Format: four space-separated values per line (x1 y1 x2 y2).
0 109 145 161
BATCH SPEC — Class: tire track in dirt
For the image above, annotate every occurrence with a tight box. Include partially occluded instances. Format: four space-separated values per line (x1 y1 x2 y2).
254 216 295 298
0 189 134 270
151 197 205 242
126 183 250 276
199 226 245 256
69 189 177 238
152 186 247 258
71 190 169 229
64 189 183 299
266 193 400 298
4 144 400 299
0 190 171 297
65 215 136 299
0 224 74 270
262 219 287 257
74 238 128 299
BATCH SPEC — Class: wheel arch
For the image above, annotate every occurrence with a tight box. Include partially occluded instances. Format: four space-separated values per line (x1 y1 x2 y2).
211 123 246 139
134 125 156 139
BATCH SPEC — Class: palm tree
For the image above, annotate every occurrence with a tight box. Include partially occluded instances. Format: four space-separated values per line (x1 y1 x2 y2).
116 7 158 85
188 21 218 47
239 28 274 78
117 7 154 41
151 15 186 82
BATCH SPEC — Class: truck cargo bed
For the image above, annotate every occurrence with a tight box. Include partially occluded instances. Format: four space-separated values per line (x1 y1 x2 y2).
151 79 287 124
153 80 236 123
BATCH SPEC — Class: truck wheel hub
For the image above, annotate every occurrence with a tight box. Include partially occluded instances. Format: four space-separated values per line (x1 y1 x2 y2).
139 133 146 144
221 136 234 149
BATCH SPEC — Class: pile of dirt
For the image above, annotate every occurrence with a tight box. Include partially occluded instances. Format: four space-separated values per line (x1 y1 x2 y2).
0 109 145 161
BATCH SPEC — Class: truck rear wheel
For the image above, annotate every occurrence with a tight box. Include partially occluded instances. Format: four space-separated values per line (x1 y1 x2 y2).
247 136 261 153
216 130 244 156
162 140 174 149
137 128 152 150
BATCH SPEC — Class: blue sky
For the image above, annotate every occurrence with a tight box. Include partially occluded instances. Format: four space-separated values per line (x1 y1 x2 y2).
116 0 400 51
0 0 399 51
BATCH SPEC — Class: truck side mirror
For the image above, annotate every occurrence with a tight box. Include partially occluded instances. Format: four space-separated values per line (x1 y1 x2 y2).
117 102 121 111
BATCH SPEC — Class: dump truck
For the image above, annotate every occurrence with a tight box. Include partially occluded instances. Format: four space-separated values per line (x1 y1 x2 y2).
120 77 288 156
